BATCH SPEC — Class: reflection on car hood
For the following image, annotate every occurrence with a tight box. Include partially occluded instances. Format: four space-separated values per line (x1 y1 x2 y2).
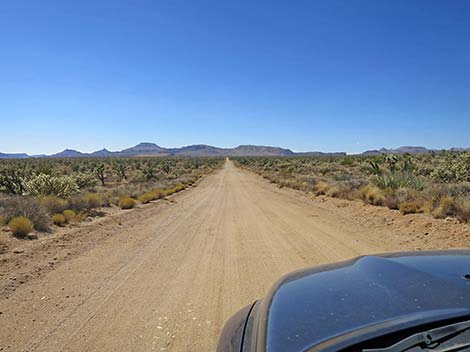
262 251 470 352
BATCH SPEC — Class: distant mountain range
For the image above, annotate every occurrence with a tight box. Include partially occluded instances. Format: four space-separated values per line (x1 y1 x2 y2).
361 146 470 156
0 143 468 159
0 143 346 158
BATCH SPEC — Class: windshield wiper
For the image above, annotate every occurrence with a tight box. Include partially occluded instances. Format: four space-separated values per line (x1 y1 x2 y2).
363 320 470 352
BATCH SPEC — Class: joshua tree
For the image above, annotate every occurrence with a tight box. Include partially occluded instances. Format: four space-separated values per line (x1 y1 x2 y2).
94 163 106 186
113 160 128 182
383 154 399 174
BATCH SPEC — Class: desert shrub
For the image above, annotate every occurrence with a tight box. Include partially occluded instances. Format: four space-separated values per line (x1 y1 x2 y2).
69 192 102 211
455 199 470 223
399 201 423 215
301 176 317 189
38 195 68 214
72 173 98 189
8 216 33 238
118 197 136 209
52 213 66 226
313 181 331 195
63 210 77 223
164 188 175 196
173 183 186 192
326 185 340 198
384 194 400 210
151 189 164 199
325 183 357 200
26 173 79 198
0 196 50 232
447 183 470 198
358 185 385 206
138 192 155 204
431 196 456 219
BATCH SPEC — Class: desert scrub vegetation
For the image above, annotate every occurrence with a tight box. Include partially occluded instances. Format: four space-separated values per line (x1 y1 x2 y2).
234 152 470 223
0 157 223 240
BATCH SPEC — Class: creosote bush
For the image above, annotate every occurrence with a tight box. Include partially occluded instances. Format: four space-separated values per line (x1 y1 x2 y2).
118 197 136 209
8 216 34 238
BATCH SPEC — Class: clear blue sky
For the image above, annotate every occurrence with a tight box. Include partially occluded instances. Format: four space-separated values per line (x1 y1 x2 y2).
1 0 469 154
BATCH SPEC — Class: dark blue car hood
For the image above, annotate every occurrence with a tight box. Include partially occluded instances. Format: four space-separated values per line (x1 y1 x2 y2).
257 251 470 352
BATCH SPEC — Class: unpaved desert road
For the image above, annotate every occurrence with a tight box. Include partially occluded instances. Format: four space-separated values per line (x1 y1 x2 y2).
1 160 401 351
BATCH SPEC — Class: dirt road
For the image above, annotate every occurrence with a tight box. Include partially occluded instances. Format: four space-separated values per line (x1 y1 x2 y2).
1 160 467 351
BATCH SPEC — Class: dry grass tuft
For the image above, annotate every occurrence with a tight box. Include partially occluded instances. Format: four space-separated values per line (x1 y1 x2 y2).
313 181 331 196
63 210 77 223
359 185 385 206
8 216 34 238
118 197 137 209
52 213 66 226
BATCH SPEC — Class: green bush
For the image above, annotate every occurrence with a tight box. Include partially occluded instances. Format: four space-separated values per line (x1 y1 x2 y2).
52 213 66 226
118 197 136 209
8 216 34 238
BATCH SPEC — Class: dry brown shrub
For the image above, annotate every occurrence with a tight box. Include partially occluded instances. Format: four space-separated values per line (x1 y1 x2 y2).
399 201 423 215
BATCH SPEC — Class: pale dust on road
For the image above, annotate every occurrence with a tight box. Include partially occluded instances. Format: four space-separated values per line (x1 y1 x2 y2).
1 160 410 351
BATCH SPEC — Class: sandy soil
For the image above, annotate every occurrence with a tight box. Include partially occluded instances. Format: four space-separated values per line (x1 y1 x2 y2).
0 160 469 351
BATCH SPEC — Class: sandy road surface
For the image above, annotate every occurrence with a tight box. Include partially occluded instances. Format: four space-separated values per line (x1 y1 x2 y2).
1 160 466 352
